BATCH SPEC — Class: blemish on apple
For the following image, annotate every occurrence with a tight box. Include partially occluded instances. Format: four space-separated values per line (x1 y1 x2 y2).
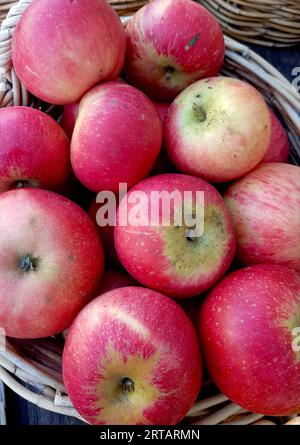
184 33 201 51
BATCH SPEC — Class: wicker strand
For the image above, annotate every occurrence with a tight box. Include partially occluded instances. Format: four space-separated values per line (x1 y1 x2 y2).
284 417 300 425
253 419 277 425
224 413 265 425
191 402 243 425
0 379 6 425
187 393 229 416
0 0 31 106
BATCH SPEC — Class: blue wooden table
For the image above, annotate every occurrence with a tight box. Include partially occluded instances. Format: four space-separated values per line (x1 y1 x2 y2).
4 42 300 425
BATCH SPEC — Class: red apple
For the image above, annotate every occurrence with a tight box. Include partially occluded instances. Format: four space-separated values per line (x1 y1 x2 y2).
262 110 289 163
12 0 126 104
115 174 236 298
154 102 170 124
199 264 300 416
71 82 162 193
151 102 172 174
224 163 300 271
89 196 120 266
96 269 138 295
60 102 79 139
60 77 126 139
63 286 202 424
165 77 271 183
0 188 104 338
125 0 224 101
0 107 70 193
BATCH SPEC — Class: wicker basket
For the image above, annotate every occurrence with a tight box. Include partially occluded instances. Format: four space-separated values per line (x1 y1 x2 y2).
0 0 300 426
197 0 300 47
109 0 148 15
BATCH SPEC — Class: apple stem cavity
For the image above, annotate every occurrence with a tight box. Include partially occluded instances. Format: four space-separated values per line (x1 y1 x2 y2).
165 66 175 81
185 229 198 242
19 254 39 273
14 180 29 189
192 102 206 122
10 179 39 190
120 377 135 393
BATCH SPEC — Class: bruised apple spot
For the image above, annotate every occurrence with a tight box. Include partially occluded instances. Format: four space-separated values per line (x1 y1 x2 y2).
283 308 300 362
162 204 229 277
94 346 160 424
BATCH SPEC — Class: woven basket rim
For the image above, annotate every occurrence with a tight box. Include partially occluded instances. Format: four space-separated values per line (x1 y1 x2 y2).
199 0 300 46
0 0 299 425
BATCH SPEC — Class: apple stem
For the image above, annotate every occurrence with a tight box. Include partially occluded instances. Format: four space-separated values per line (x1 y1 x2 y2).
120 377 135 393
19 254 39 272
185 229 198 241
192 103 206 122
165 66 175 81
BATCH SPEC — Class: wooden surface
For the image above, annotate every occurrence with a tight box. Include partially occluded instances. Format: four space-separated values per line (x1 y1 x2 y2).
2 43 300 425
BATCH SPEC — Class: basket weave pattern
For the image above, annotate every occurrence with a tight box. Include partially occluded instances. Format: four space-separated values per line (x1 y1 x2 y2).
198 0 300 47
0 0 299 425
109 0 148 15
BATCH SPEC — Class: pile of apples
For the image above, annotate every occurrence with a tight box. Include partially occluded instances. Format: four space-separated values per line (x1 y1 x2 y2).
0 0 299 425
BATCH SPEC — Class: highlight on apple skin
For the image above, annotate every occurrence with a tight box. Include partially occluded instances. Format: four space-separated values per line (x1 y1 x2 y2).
125 0 224 101
115 173 236 298
71 82 163 193
165 77 271 183
0 107 70 193
199 264 300 416
224 162 300 272
0 188 104 339
63 286 202 425
12 0 126 104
